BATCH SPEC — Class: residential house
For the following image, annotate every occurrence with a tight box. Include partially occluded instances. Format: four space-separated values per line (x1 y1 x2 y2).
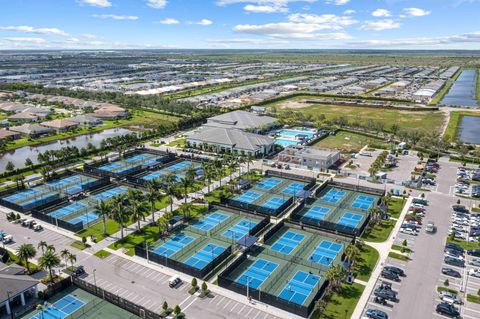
69 114 103 126
10 124 54 138
7 112 45 123
41 119 79 132
0 129 21 141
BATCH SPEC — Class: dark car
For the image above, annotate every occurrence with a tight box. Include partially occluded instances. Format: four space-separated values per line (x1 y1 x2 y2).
445 243 464 253
384 266 406 277
72 266 86 277
445 248 464 258
381 269 400 282
374 288 397 301
467 249 480 257
413 199 428 206
442 268 461 278
444 257 465 268
436 302 461 318
365 309 389 319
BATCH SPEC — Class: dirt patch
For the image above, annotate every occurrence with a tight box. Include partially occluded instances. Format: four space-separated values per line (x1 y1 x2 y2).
277 100 309 109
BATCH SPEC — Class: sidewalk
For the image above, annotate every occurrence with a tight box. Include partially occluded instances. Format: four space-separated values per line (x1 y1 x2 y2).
351 196 413 319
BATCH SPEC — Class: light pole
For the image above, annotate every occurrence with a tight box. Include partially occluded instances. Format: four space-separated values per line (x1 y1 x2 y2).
93 269 98 295
246 276 250 300
7 291 14 319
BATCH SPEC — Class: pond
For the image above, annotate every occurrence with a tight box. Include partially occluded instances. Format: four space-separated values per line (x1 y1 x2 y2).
458 116 480 144
440 70 479 107
0 127 134 171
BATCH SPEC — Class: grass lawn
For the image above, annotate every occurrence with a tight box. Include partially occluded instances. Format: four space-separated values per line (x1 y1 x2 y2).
167 138 186 148
275 102 445 134
361 219 396 243
311 131 387 153
70 240 88 251
437 286 459 295
388 251 410 261
443 111 480 141
354 244 379 282
391 245 412 253
94 250 111 259
447 238 480 250
6 251 41 273
204 186 233 204
467 294 480 304
314 283 365 319
387 197 407 218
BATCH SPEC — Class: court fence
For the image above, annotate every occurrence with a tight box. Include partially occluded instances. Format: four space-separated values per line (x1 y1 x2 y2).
210 204 271 237
134 242 232 279
72 276 161 319
31 208 85 233
264 170 316 191
217 252 328 318
219 196 293 217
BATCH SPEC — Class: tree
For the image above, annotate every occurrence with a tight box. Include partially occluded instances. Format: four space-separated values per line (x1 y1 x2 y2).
127 190 149 229
46 244 56 253
95 200 111 237
201 281 208 291
38 241 48 254
60 249 70 268
39 250 61 283
146 180 162 223
164 173 179 214
24 158 34 169
16 244 36 273
162 301 168 312
5 161 15 173
179 202 194 221
173 305 181 316
68 253 77 269
345 244 360 272
191 277 198 288
111 194 130 239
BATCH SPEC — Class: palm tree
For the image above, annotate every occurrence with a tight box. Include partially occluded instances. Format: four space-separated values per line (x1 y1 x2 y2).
202 162 214 193
46 244 56 253
16 244 36 274
179 202 194 221
146 180 162 223
128 193 149 229
39 250 61 283
95 200 111 237
37 241 48 254
111 194 130 239
164 173 178 214
179 177 193 205
60 249 70 268
345 244 360 272
68 253 77 269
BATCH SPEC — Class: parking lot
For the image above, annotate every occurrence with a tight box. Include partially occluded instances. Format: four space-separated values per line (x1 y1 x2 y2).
386 152 419 182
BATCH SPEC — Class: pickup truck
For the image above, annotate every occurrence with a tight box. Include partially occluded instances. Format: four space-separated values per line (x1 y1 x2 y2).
426 221 436 233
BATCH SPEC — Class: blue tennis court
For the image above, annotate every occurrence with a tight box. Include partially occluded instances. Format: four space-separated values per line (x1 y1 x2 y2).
3 188 39 203
48 202 88 219
309 240 343 266
278 271 320 305
256 178 282 190
262 197 286 210
192 212 229 231
68 211 99 225
184 244 225 269
303 205 330 221
351 195 376 210
91 186 128 202
281 182 305 196
46 175 81 188
223 219 257 240
235 191 261 204
99 161 122 172
165 161 194 171
321 188 346 204
153 233 194 257
31 294 85 319
142 170 166 181
271 231 304 255
236 259 278 289
337 212 363 229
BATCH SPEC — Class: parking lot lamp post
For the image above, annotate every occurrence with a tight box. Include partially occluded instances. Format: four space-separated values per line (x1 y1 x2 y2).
7 291 14 319
246 276 250 300
93 269 97 295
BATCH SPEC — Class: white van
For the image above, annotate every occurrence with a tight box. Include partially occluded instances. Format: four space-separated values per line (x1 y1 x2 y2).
2 234 13 244
168 276 182 288
22 219 34 227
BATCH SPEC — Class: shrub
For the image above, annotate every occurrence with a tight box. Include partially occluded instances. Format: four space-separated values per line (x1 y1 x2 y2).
444 279 449 287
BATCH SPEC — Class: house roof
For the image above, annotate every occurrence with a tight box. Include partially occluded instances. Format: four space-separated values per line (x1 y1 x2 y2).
0 263 38 303
10 123 54 135
69 114 102 124
187 127 274 151
206 110 276 130
41 119 78 129
8 112 40 120
0 129 20 139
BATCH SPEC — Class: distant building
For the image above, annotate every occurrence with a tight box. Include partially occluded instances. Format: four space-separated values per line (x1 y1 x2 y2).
0 129 21 141
205 110 277 131
41 119 79 132
69 114 103 126
278 145 341 169
186 127 275 157
7 112 45 123
0 262 39 317
10 123 54 138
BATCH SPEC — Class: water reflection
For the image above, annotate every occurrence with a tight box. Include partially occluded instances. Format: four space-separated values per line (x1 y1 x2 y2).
441 70 479 107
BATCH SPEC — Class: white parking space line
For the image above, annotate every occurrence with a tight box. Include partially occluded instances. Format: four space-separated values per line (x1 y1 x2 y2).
230 302 239 312
237 305 245 313
216 296 226 306
245 307 254 317
223 299 232 309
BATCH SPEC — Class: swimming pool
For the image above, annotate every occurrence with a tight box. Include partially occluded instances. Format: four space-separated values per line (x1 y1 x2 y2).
273 129 317 147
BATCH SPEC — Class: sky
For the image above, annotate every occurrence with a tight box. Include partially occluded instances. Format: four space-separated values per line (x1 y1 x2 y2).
0 0 479 50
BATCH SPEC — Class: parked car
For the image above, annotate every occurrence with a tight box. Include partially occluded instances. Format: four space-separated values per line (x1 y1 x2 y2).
383 266 405 277
439 291 463 305
469 268 480 278
435 302 461 318
365 309 389 319
467 249 480 257
444 257 465 268
400 228 417 236
442 268 461 278
470 258 480 266
381 269 400 282
374 288 397 301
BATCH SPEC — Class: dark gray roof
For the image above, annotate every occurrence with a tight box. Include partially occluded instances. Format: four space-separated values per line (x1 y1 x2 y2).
206 110 276 130
187 127 274 151
0 264 38 303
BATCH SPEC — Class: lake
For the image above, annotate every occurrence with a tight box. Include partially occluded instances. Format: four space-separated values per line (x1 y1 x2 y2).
0 127 134 171
440 70 479 107
459 116 480 144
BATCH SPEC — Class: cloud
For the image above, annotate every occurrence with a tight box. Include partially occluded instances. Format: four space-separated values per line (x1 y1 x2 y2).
4 37 47 43
343 9 355 15
0 25 68 36
192 19 213 25
325 0 350 5
244 4 289 13
159 18 179 24
360 19 400 31
81 33 97 38
146 0 167 9
208 38 288 45
372 9 391 17
234 23 350 40
92 14 139 20
403 8 431 17
217 0 317 5
287 13 357 28
348 31 480 47
77 0 112 8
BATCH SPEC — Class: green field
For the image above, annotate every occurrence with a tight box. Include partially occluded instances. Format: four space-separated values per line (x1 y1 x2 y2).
354 244 379 282
315 283 365 319
311 131 386 153
274 102 445 134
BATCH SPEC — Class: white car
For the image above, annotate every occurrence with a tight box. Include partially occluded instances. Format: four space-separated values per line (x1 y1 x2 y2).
444 252 464 260
469 269 480 278
439 291 463 305
400 228 417 236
